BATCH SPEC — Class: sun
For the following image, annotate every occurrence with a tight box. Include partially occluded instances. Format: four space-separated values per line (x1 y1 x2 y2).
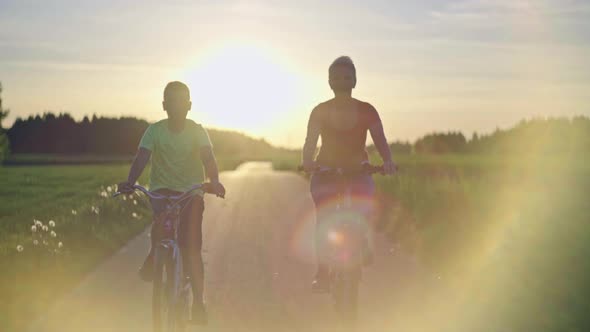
181 44 306 135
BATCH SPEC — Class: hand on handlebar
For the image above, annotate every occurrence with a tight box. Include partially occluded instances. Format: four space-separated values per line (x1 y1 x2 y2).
203 182 226 198
382 160 397 175
117 181 135 194
302 160 316 173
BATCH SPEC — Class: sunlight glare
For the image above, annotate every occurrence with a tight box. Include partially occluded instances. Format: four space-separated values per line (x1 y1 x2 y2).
182 44 306 134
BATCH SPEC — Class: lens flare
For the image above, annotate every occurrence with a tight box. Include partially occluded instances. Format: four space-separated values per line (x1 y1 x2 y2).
289 192 380 265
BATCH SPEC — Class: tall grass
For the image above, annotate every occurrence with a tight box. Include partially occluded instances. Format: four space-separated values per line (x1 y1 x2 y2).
274 153 590 331
0 157 242 331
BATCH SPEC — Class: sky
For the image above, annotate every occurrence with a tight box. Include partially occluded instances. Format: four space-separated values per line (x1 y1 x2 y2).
1 0 589 147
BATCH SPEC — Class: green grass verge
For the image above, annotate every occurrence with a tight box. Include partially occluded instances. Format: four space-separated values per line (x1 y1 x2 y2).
0 157 240 331
273 153 590 331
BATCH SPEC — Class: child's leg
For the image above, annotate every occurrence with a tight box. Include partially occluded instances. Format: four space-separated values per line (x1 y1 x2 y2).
178 195 206 303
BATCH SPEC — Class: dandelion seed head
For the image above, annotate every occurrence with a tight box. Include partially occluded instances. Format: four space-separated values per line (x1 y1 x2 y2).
16 245 24 252
132 212 138 218
33 240 39 246
42 225 49 232
50 231 57 238
133 200 137 205
58 242 63 248
31 225 37 233
49 220 55 227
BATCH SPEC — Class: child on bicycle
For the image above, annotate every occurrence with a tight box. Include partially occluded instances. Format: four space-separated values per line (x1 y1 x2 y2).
118 81 225 325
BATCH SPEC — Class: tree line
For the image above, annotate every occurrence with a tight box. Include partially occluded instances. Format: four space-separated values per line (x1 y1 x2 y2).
5 112 283 158
408 116 590 155
0 83 9 163
4 111 590 158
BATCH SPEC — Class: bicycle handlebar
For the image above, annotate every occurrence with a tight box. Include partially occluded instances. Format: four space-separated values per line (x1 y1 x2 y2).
297 164 387 175
113 183 224 200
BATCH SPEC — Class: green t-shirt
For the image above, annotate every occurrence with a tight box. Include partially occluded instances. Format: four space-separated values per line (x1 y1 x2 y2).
139 119 212 193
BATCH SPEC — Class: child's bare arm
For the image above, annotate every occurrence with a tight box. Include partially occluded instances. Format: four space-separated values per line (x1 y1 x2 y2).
200 146 226 196
118 148 151 192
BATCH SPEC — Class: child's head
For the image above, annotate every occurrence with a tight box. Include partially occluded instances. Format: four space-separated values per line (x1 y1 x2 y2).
162 81 191 119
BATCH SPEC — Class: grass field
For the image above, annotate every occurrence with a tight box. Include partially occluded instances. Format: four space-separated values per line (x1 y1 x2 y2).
274 152 590 331
0 156 244 331
2 152 589 331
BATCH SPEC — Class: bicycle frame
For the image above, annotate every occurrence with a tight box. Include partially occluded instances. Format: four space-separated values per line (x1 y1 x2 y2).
302 164 384 324
115 184 205 332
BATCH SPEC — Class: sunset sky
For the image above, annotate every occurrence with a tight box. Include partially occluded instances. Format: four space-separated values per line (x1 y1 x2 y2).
1 0 589 147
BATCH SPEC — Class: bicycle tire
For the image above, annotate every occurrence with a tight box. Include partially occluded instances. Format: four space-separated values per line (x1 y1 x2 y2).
331 268 361 324
175 277 191 331
165 254 178 332
153 245 183 332
152 248 166 332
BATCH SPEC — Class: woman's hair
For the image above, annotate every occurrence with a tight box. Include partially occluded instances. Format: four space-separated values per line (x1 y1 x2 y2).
329 56 356 77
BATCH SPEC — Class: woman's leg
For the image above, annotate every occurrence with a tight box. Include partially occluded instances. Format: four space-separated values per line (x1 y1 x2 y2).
348 175 377 262
310 174 340 282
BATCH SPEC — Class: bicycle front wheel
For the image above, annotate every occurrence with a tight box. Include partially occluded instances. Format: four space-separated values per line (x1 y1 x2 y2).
152 247 180 332
331 268 361 325
152 249 166 332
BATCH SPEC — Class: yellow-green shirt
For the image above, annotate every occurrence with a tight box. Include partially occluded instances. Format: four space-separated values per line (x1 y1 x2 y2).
139 119 212 193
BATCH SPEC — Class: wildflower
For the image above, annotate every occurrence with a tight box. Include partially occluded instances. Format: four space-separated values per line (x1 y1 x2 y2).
34 219 42 227
58 242 63 248
133 200 137 205
16 245 24 252
122 195 127 201
49 220 56 227
107 186 112 192
132 212 138 219
50 231 57 238
72 210 77 215
31 225 37 233
33 240 39 246
100 191 108 198
42 225 49 232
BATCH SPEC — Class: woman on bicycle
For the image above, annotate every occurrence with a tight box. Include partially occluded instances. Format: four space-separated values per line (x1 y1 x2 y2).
302 56 396 292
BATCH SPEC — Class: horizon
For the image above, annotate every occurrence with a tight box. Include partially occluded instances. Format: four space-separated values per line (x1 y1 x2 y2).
6 110 590 149
1 0 589 148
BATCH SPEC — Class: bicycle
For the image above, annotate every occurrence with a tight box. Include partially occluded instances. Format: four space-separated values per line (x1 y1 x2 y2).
300 163 385 325
114 183 222 332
